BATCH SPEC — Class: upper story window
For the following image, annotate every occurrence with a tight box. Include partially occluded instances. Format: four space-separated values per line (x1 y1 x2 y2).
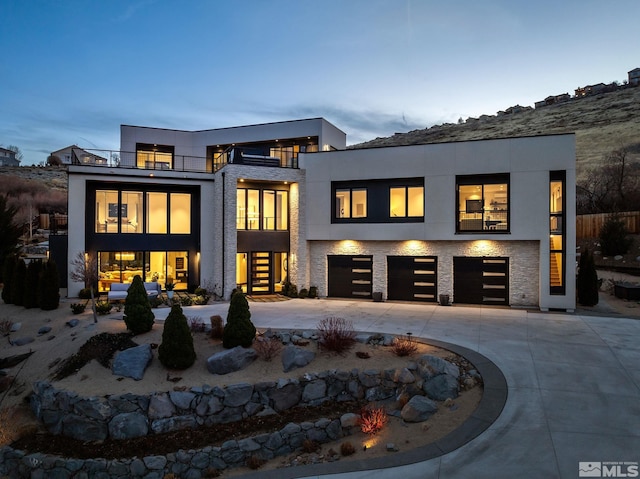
390 186 424 218
457 174 509 233
95 188 191 234
237 187 288 231
332 178 423 223
336 188 367 219
136 143 174 170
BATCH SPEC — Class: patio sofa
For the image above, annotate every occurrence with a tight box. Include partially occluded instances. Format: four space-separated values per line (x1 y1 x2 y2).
107 282 161 301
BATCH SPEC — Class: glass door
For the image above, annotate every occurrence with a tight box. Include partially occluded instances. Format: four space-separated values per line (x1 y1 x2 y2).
251 252 271 294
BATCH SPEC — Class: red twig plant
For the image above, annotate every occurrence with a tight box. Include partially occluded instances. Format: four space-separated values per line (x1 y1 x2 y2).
359 404 388 435
316 317 357 354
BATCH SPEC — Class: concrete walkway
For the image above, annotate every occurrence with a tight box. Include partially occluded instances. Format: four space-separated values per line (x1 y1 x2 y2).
155 299 640 478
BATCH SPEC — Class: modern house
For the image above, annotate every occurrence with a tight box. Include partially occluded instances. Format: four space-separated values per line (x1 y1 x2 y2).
629 67 640 86
0 147 20 166
63 118 576 311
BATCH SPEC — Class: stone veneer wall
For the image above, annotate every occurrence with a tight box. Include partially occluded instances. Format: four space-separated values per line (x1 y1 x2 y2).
1 363 438 478
309 240 540 307
218 165 306 299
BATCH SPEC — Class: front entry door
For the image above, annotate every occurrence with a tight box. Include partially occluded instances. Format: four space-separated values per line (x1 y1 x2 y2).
251 252 271 294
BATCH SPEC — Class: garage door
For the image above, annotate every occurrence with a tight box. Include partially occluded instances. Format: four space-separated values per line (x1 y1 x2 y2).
453 257 509 305
328 255 373 299
387 256 438 302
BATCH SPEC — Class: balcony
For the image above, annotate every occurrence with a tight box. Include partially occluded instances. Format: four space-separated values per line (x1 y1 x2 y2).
72 146 301 174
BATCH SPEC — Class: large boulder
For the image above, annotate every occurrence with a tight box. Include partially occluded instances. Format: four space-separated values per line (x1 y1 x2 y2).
281 345 315 372
207 346 257 375
423 373 459 400
112 344 153 381
401 395 438 423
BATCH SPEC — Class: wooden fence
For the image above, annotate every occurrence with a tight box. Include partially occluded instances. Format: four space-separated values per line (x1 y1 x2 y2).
576 211 640 239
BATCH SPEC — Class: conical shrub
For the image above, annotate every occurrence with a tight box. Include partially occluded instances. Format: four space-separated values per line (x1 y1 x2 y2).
222 291 256 348
158 303 196 369
123 275 155 334
1 254 17 304
577 248 599 306
39 259 60 311
24 259 43 309
11 258 27 306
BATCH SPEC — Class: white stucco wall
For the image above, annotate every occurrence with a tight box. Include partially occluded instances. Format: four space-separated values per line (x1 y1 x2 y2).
300 134 576 310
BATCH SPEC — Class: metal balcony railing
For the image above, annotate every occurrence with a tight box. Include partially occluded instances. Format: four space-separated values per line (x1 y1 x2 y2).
72 146 301 174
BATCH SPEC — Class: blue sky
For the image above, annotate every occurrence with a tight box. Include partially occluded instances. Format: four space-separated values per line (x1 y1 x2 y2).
1 0 638 165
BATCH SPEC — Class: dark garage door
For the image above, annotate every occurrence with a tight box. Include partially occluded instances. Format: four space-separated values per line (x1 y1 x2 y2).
328 255 373 299
453 257 509 305
387 256 438 302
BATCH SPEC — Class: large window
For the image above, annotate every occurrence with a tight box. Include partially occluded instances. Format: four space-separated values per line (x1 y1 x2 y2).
237 187 288 230
95 187 191 235
457 174 509 233
390 186 424 218
550 171 566 294
335 188 367 219
97 250 188 292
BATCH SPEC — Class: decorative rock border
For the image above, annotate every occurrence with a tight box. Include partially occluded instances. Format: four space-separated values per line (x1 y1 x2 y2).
0 338 507 479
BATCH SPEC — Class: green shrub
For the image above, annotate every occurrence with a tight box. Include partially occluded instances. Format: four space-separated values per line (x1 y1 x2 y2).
1 255 17 304
308 286 318 299
11 258 26 306
282 281 298 298
158 304 196 369
298 288 308 299
95 301 112 315
24 260 43 309
39 259 60 311
180 295 193 306
78 287 98 300
222 291 256 348
599 215 633 256
123 275 155 334
577 248 599 306
70 303 86 314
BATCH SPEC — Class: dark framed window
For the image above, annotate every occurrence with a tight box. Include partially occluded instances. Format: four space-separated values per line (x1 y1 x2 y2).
550 170 566 295
456 173 509 233
332 178 424 223
136 143 174 170
335 188 367 219
236 187 288 231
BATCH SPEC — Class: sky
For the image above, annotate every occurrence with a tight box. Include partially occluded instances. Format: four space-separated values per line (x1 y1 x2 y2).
1 0 638 166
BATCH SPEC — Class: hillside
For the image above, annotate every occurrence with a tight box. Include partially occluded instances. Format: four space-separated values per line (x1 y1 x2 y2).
352 86 640 178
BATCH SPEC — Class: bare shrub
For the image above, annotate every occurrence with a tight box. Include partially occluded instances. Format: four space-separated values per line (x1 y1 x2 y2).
0 319 13 336
301 439 320 453
359 404 388 435
187 316 205 333
253 336 283 361
356 351 370 359
209 315 223 339
246 454 266 470
391 333 418 357
317 317 356 354
340 441 356 456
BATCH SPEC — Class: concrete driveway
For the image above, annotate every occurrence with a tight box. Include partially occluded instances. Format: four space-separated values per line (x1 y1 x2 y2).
157 298 640 478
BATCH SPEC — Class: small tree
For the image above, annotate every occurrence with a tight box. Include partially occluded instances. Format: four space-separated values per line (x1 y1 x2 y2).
222 291 256 348
24 259 43 309
39 259 60 311
123 275 155 334
599 215 633 257
69 251 98 322
0 195 21 284
11 258 26 306
158 304 196 369
1 254 17 304
577 249 599 307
